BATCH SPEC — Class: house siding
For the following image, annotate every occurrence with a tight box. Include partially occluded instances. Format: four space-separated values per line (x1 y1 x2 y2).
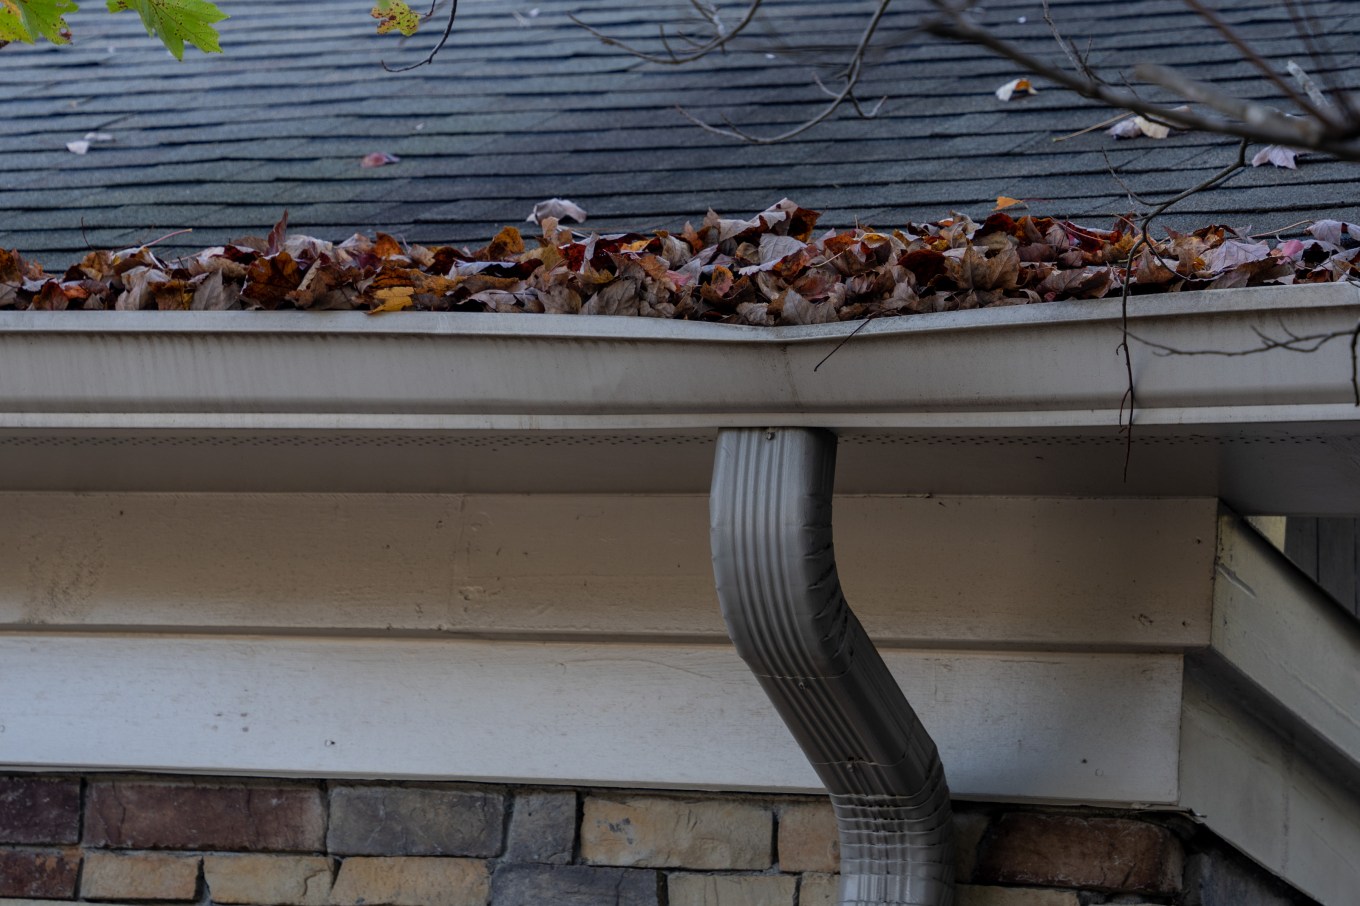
1284 518 1360 622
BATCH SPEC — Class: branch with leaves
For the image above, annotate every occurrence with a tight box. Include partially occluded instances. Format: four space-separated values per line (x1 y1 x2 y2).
1 0 227 59
0 0 431 59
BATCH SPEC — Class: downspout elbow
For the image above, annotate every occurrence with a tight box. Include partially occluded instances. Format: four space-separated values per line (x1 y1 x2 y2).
710 427 955 906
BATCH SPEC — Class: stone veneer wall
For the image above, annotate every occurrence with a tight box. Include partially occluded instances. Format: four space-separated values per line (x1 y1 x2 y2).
0 775 1314 906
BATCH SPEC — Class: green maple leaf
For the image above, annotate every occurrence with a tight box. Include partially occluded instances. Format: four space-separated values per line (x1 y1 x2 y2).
105 0 227 59
0 0 79 45
371 0 419 36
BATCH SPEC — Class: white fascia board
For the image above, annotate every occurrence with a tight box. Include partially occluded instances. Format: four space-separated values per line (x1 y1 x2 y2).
1207 512 1360 776
2 283 1359 505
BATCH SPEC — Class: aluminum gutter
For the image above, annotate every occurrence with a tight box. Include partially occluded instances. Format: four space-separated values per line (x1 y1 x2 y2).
1 283 1358 507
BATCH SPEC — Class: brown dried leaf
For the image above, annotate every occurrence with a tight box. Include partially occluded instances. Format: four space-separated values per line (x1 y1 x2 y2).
944 247 1020 292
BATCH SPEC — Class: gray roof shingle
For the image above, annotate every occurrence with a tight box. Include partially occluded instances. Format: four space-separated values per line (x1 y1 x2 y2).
2 0 1357 265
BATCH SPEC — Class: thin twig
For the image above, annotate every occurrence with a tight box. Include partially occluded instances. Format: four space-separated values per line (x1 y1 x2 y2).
813 311 882 371
137 228 194 250
1041 0 1098 83
679 0 897 143
1054 112 1134 142
1100 149 1153 207
383 0 459 73
1112 138 1250 481
1249 219 1314 239
569 0 765 65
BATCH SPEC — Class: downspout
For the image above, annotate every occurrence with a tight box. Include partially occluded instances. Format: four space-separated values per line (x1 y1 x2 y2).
709 427 955 906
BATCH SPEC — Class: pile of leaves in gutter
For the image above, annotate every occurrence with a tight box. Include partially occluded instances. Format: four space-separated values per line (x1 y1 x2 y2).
3 200 1358 321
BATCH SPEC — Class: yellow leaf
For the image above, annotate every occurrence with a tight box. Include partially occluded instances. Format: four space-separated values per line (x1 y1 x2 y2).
368 286 415 314
371 0 419 36
994 196 1023 211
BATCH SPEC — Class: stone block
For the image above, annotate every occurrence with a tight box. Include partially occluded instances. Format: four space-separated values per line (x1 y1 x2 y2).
1182 851 1298 906
204 854 333 905
957 885 1082 906
776 802 837 873
953 811 992 882
85 780 326 851
82 851 200 901
581 797 772 870
0 777 80 845
0 848 79 899
491 863 659 906
0 901 127 906
505 790 576 864
327 786 504 857
328 856 488 906
798 873 838 906
975 813 1183 896
668 873 796 906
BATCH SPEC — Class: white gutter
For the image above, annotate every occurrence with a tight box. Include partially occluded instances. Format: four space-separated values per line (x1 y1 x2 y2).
1 283 1358 509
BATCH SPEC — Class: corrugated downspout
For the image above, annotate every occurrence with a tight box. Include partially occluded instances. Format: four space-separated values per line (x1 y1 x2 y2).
710 427 955 906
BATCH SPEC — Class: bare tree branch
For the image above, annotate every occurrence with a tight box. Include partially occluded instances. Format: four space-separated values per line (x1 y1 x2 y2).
920 1 1360 160
555 0 1360 160
1180 0 1338 128
675 0 897 144
570 0 767 65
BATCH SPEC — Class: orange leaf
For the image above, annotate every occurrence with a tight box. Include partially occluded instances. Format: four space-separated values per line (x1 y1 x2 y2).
994 196 1023 211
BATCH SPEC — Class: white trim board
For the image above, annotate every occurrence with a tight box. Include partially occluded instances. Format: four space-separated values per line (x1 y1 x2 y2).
1180 672 1360 906
2 492 1216 650
1212 514 1360 767
0 634 1182 804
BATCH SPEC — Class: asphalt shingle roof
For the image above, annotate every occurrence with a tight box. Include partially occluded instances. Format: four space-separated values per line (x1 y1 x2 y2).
2 0 1357 265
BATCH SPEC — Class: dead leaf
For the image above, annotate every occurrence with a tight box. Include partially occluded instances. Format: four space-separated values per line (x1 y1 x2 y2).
944 247 1020 292
1252 145 1298 169
1134 246 1179 285
1108 116 1170 140
1308 220 1360 249
114 267 170 310
582 278 640 317
64 132 114 155
774 286 836 326
265 210 289 257
368 286 416 313
994 196 1024 211
242 252 303 309
1037 266 1114 300
527 198 588 225
190 271 240 310
360 152 401 168
995 78 1036 102
1202 239 1270 274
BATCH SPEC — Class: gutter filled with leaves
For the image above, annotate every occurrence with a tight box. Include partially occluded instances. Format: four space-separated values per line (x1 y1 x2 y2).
3 200 1357 321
